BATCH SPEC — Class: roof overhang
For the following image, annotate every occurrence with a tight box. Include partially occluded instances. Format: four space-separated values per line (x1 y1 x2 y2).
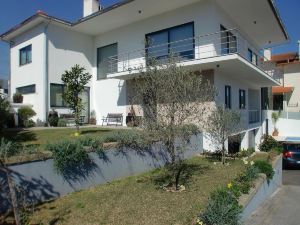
0 12 72 42
72 0 200 35
272 86 294 94
216 0 289 46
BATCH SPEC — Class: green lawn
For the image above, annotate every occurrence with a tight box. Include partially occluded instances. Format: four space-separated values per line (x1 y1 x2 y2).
29 157 246 225
0 127 120 164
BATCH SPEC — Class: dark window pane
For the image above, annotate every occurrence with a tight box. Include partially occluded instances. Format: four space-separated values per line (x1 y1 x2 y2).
220 25 237 55
19 45 32 66
239 89 246 109
16 84 35 94
97 43 118 80
169 24 194 59
50 84 65 107
147 31 168 60
225 85 231 109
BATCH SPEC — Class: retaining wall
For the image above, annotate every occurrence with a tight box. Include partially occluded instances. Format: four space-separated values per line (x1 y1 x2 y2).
0 134 203 213
240 155 282 221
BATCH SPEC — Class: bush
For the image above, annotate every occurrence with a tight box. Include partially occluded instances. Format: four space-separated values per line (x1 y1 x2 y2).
18 106 36 127
46 140 89 172
57 118 67 127
199 187 242 225
254 160 274 181
48 110 59 127
0 138 20 161
238 148 255 158
0 95 10 131
259 135 279 152
13 93 23 103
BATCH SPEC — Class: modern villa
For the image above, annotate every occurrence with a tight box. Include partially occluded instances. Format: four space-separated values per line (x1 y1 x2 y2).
0 0 289 151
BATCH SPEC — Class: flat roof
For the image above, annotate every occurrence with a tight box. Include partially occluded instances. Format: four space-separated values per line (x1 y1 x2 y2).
1 0 289 43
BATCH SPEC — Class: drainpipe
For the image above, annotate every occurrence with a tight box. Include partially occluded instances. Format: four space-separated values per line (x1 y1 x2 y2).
44 20 51 123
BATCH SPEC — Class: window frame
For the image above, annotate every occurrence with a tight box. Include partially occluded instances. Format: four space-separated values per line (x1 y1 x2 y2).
16 84 36 95
220 25 237 55
145 22 195 62
97 43 118 80
239 89 246 109
225 85 232 109
50 83 67 108
248 48 258 66
19 45 32 66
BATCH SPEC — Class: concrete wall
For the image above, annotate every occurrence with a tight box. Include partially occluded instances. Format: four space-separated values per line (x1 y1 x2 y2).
241 155 282 221
263 110 300 137
284 63 300 112
0 134 203 213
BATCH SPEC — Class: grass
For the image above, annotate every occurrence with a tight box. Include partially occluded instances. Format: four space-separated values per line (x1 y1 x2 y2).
0 127 120 164
29 156 246 225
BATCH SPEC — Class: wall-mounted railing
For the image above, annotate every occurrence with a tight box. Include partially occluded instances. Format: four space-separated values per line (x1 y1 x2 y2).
105 28 283 82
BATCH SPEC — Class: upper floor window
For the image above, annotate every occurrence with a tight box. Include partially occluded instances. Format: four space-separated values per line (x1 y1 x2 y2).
225 85 231 109
220 25 237 55
248 48 258 65
16 84 36 94
239 89 246 109
20 45 32 66
97 43 118 80
261 87 269 110
146 22 194 62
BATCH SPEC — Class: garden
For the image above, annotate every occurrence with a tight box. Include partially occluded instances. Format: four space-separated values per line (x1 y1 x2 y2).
0 59 283 225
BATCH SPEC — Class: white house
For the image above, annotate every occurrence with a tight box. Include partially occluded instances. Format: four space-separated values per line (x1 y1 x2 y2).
260 44 300 139
0 0 288 151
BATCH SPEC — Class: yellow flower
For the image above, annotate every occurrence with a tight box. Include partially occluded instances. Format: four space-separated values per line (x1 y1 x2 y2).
227 182 233 189
74 132 80 137
250 161 254 166
196 219 204 225
243 160 248 165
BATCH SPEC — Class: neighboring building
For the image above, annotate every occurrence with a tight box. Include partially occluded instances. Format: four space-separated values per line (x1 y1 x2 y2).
261 43 300 139
270 50 300 111
0 0 288 151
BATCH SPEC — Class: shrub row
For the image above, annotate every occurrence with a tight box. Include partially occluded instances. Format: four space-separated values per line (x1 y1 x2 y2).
198 159 275 225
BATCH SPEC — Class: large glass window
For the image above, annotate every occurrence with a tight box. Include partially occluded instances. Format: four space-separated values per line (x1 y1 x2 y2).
50 84 66 107
261 87 269 110
239 89 246 109
220 25 237 55
97 43 118 80
146 22 194 61
16 84 35 94
20 45 32 66
225 85 232 109
248 48 258 66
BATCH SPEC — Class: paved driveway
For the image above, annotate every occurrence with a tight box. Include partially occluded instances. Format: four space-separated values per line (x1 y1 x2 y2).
244 169 300 225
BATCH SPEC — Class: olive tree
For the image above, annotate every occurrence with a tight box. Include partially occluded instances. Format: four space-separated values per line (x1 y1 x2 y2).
130 56 216 190
204 106 242 164
61 65 92 132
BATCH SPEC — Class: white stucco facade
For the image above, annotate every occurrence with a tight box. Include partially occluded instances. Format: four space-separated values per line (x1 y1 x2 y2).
3 0 288 152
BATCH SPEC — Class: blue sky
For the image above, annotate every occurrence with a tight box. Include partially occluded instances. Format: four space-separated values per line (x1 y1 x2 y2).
0 0 299 79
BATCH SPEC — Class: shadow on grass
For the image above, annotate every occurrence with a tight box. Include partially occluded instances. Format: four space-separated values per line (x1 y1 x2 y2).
80 129 113 135
0 129 37 143
139 162 211 188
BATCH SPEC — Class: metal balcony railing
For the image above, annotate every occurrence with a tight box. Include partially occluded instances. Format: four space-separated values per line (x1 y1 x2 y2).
249 110 260 124
105 28 283 81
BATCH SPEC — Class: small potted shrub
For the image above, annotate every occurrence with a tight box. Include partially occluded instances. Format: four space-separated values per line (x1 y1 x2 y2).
271 112 280 136
13 93 23 103
89 110 97 125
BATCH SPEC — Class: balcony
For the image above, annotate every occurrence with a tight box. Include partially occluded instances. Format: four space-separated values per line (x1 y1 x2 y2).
105 28 283 85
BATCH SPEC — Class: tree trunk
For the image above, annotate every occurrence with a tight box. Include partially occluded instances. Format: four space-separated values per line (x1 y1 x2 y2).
222 142 226 165
0 164 21 225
